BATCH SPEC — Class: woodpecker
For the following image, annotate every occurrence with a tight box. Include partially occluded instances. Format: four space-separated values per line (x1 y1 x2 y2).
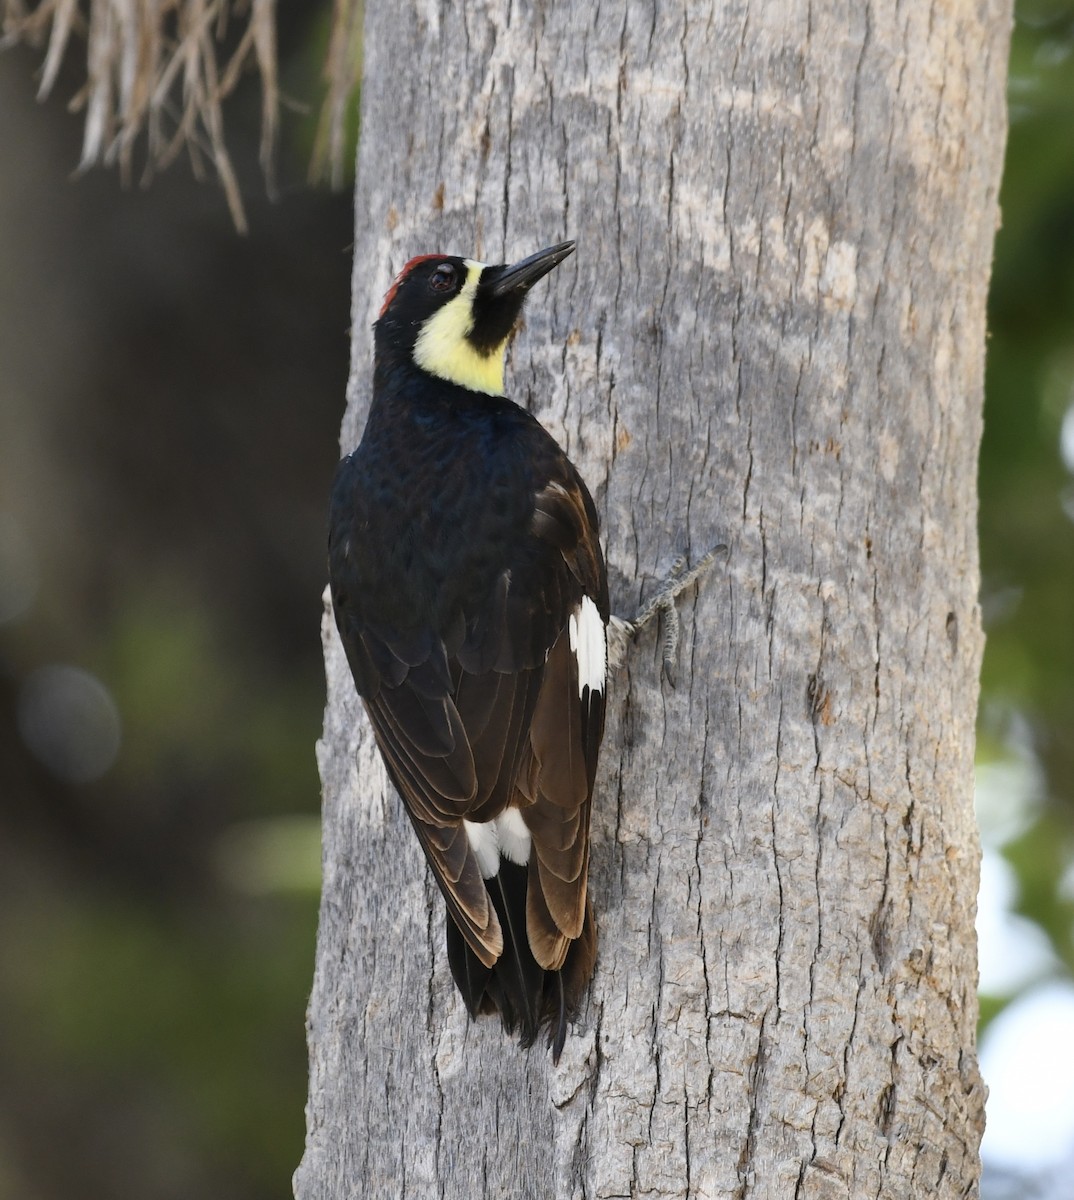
328 241 605 1061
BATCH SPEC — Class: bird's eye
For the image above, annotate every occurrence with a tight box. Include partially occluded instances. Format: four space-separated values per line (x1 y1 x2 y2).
430 264 457 292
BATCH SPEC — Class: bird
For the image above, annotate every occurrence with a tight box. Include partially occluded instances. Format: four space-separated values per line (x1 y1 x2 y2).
328 241 606 1061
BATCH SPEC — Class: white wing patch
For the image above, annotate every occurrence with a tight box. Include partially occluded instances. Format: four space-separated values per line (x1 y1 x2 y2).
495 807 531 866
463 819 499 878
464 808 533 878
568 594 607 697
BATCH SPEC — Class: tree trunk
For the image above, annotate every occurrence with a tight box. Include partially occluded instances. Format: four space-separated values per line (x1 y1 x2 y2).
295 2 1010 1196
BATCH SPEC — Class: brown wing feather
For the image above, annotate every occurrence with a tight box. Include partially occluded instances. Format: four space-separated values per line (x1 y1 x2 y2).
370 688 477 812
525 856 571 969
459 664 544 821
364 699 503 966
513 477 608 971
361 647 546 967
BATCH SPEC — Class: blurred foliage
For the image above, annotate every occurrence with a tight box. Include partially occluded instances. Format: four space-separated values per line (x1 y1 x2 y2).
981 0 1074 996
0 10 352 1197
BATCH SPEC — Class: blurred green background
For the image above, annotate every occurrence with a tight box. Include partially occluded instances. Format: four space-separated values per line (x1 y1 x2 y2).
0 10 350 1197
979 0 1074 971
2 3 1073 1197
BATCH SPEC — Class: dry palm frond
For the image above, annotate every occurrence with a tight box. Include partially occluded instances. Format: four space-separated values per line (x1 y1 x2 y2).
309 0 361 190
1 0 365 231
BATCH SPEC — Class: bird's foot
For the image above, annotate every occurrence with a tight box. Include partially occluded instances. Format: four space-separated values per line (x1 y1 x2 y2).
608 545 726 686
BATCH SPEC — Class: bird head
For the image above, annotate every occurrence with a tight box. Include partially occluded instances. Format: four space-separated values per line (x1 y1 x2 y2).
374 241 576 396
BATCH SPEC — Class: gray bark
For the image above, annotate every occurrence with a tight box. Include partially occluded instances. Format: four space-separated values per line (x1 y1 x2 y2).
295 1 1010 1196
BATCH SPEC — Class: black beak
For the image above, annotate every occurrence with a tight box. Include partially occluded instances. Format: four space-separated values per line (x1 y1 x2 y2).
482 241 576 299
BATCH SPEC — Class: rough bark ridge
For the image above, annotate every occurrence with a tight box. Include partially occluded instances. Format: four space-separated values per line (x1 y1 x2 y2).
296 2 1010 1196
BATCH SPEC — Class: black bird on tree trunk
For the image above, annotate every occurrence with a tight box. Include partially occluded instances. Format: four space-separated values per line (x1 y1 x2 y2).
328 242 712 1059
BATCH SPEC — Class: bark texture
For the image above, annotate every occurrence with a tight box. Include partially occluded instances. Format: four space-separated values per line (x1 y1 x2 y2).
296 2 1010 1196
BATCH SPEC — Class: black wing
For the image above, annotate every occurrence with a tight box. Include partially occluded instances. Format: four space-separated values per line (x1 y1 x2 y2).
329 447 607 1016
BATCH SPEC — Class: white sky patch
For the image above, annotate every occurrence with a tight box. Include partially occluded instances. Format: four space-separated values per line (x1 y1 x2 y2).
973 736 1074 1178
1061 402 1074 474
975 751 1044 850
981 981 1074 1168
978 848 1058 995
568 595 606 697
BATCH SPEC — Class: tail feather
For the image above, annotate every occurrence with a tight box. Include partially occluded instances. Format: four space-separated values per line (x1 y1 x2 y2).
446 859 596 1061
444 864 595 1060
446 918 495 1017
487 860 547 1042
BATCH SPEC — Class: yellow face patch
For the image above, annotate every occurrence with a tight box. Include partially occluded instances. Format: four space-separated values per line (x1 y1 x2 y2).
412 261 508 396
